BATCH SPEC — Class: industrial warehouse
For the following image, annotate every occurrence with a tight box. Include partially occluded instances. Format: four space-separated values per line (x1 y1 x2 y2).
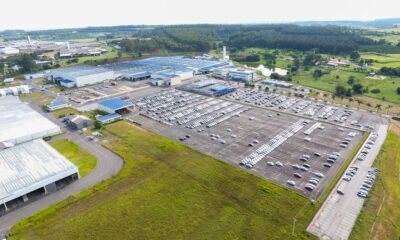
0 96 78 215
45 56 232 88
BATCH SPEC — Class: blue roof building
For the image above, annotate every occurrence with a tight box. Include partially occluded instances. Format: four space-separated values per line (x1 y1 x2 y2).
97 113 122 124
210 85 235 96
98 98 133 114
47 100 69 111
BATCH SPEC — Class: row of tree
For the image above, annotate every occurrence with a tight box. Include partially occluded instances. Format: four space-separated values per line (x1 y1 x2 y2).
114 24 391 55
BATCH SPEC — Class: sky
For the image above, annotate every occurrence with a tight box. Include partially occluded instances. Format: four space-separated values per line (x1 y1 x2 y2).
1 0 400 30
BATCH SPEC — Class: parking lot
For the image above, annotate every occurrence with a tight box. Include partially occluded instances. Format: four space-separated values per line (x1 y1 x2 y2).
308 124 387 239
224 88 385 131
127 89 364 198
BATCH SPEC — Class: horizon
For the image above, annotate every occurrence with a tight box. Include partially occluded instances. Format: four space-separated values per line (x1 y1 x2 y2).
1 0 400 31
1 17 400 32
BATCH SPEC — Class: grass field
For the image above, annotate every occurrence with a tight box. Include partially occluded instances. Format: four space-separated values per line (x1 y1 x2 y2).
349 122 400 240
50 139 97 177
51 108 87 118
19 92 53 105
292 67 400 104
10 121 321 240
361 53 400 68
364 34 400 45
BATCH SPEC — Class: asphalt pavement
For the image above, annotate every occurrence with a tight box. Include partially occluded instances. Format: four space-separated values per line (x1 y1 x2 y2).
307 124 388 240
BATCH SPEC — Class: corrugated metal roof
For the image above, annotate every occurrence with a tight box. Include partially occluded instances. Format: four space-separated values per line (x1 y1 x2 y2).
99 98 133 111
0 96 61 144
48 100 66 108
49 65 113 78
0 139 78 205
97 113 121 123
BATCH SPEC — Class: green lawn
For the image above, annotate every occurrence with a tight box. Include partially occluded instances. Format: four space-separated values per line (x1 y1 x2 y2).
10 121 320 240
50 139 97 177
349 128 400 240
19 92 53 105
292 67 400 104
51 107 86 118
364 34 400 45
361 53 400 68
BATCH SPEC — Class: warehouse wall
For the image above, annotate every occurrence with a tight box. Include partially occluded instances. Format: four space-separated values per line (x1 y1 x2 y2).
75 71 116 87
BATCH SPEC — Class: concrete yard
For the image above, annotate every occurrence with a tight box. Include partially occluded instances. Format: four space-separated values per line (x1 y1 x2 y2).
126 89 367 198
307 124 388 240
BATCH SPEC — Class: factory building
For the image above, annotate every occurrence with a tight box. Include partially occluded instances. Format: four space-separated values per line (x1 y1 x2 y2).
3 78 14 84
209 85 235 96
106 56 228 80
47 100 69 111
24 72 46 80
179 78 235 97
0 96 78 214
98 98 133 114
0 96 60 144
228 69 256 82
0 139 79 214
97 113 122 124
211 66 238 79
47 65 117 88
68 115 93 130
151 70 193 87
0 85 30 97
261 79 293 88
0 46 20 55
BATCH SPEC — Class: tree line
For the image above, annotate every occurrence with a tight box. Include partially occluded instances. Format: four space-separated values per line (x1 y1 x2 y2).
109 24 390 55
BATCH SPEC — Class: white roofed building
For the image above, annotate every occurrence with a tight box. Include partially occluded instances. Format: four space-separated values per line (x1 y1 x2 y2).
0 96 61 144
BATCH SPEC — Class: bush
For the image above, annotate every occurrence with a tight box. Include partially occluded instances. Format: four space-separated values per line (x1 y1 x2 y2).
352 83 363 94
371 89 381 94
94 121 103 130
335 85 347 96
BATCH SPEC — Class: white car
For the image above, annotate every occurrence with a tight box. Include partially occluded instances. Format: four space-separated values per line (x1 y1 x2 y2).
275 161 283 167
287 180 295 186
267 161 275 166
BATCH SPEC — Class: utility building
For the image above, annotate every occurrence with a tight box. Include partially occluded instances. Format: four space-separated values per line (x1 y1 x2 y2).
0 96 78 215
68 115 93 130
228 69 256 82
0 139 79 214
47 65 117 88
0 96 61 144
98 98 133 114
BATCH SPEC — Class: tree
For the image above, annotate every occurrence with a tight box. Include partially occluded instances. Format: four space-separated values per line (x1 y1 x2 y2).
335 85 347 96
345 88 352 97
350 51 360 61
355 99 363 109
293 57 301 71
19 54 38 73
270 73 281 80
371 88 381 94
352 83 363 94
313 69 323 79
386 105 392 114
375 104 382 113
94 121 103 129
0 62 4 74
264 86 269 92
347 76 355 85
397 87 400 95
